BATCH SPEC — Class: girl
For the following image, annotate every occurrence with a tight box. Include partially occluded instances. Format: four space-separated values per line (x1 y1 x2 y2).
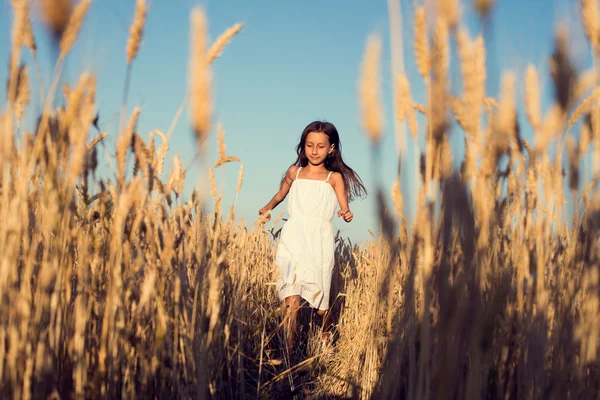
259 120 367 356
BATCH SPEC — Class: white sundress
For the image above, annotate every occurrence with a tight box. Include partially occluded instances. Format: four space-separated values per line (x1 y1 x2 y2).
275 167 338 311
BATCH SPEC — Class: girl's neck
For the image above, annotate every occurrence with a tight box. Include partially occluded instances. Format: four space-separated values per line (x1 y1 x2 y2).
302 164 329 173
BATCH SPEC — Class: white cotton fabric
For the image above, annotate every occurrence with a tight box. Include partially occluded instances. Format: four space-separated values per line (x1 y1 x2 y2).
275 167 338 310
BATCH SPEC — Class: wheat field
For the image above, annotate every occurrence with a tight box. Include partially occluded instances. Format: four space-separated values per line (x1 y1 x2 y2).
2 0 600 398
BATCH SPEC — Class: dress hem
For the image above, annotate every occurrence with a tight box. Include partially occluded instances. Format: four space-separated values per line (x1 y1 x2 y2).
278 284 329 311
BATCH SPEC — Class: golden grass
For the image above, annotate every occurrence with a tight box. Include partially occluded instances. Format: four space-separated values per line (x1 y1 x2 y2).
207 23 244 65
59 0 91 60
359 33 384 145
190 7 212 150
582 0 600 55
1 1 600 399
126 0 147 65
413 6 430 80
36 0 73 38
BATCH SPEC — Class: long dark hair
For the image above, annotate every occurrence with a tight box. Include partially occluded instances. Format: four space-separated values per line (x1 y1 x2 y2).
284 120 367 202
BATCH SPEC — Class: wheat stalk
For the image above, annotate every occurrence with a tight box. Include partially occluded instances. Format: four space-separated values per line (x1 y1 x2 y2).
359 33 383 144
154 129 169 177
120 0 148 132
472 35 487 135
236 164 244 195
497 71 516 140
11 0 36 52
132 132 149 179
207 23 244 64
190 7 212 149
116 107 141 188
457 28 486 149
8 2 25 108
13 0 45 105
167 155 185 197
567 86 600 133
413 103 428 115
432 17 449 80
534 104 561 154
387 0 407 159
391 179 404 218
209 167 217 199
413 7 430 80
436 0 460 29
395 74 418 139
213 156 240 169
87 132 108 150
567 134 580 191
580 121 592 155
217 123 226 160
126 0 148 64
59 0 91 60
582 0 600 54
165 22 243 141
525 64 542 130
37 0 73 38
12 65 30 123
475 0 495 18
574 68 598 100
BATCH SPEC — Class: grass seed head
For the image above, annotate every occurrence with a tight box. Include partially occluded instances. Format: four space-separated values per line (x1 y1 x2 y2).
190 7 212 149
59 0 91 60
358 33 383 144
126 0 148 64
37 0 73 38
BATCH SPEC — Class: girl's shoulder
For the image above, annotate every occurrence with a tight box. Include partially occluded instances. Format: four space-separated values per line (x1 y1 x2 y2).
283 165 301 183
287 165 300 178
328 170 343 183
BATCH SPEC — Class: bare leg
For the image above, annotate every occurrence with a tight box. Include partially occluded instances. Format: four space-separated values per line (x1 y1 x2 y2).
316 308 333 353
316 308 331 333
283 295 301 355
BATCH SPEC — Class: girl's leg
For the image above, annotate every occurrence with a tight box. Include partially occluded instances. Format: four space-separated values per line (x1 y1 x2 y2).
316 308 333 353
283 295 301 354
316 308 331 333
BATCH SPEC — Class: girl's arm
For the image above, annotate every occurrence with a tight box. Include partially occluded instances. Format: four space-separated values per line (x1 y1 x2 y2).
259 165 299 221
331 172 353 222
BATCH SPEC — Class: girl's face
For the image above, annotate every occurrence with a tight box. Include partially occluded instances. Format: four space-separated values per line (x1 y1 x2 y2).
304 131 333 166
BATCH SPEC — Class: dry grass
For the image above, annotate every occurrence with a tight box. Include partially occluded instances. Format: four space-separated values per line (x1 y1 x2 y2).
1 1 600 399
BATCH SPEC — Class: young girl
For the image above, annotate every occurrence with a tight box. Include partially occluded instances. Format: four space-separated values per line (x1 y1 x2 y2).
259 120 367 356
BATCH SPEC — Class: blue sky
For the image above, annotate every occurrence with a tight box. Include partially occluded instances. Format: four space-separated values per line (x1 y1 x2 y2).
0 0 591 244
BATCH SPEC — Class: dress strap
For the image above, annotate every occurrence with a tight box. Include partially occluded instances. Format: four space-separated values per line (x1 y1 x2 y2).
326 171 333 182
295 166 302 180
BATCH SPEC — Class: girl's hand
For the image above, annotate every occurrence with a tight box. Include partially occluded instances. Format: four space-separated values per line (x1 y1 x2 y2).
259 206 271 222
337 208 353 222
